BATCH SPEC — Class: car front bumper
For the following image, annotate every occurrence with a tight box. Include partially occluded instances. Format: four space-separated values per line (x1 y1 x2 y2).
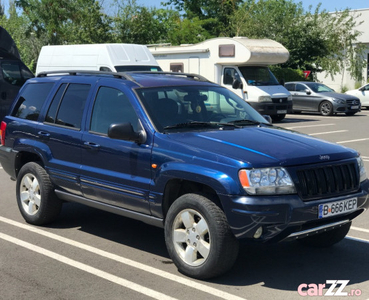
220 179 369 243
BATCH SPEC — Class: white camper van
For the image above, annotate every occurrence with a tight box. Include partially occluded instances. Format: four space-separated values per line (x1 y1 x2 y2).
36 43 162 75
148 37 292 121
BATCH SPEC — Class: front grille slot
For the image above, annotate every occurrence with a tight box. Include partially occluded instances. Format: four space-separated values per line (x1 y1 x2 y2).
296 162 359 201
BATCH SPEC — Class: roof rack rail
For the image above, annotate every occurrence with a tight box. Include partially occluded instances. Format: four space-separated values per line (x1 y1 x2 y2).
125 71 209 82
37 70 132 80
36 70 209 83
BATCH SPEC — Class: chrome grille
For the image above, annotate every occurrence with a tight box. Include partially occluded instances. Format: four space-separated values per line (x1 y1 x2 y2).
296 162 359 201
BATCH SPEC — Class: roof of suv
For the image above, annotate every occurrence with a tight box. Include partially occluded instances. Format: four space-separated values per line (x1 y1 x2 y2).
36 71 213 88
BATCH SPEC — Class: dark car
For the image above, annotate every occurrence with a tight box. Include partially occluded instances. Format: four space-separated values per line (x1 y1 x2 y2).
0 71 368 279
0 26 34 122
285 81 361 116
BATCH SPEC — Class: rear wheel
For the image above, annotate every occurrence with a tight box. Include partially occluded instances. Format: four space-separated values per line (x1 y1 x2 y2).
298 222 351 247
164 193 239 279
16 162 62 225
319 101 333 116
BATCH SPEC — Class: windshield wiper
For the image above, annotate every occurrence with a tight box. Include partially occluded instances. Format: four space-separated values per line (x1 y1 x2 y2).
164 121 240 130
228 119 273 126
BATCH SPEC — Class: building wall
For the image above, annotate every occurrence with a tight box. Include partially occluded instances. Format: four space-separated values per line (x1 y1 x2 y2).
316 8 369 92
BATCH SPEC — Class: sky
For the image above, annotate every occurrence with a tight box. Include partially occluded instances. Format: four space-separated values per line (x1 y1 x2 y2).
136 0 369 12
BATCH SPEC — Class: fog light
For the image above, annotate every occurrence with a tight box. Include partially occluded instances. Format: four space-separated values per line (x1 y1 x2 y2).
253 226 263 239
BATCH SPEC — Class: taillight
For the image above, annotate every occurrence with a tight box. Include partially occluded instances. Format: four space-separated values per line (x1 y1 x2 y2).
0 121 6 145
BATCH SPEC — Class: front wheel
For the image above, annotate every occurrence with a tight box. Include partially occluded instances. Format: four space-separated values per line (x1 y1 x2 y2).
16 162 62 225
319 101 333 116
271 114 286 122
164 194 239 279
298 222 351 247
345 112 357 116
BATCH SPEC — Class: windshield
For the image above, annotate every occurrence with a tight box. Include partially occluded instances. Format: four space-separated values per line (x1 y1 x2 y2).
136 85 269 133
238 66 279 86
305 82 334 93
115 65 162 72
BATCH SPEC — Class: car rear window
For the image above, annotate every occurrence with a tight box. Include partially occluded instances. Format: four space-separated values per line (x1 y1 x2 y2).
12 82 54 120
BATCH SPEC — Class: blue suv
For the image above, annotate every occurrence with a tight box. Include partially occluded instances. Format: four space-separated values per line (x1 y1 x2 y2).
0 71 368 279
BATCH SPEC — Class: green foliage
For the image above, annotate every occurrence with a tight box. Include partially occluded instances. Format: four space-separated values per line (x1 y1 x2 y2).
270 66 306 83
0 0 366 81
232 0 365 82
15 0 113 45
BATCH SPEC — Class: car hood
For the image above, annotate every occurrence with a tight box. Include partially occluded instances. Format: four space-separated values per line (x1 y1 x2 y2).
318 92 359 100
252 85 291 98
165 126 357 168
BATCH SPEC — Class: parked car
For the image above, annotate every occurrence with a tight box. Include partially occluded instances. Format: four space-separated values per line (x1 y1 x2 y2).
285 81 361 116
0 71 368 279
345 83 369 109
0 26 34 122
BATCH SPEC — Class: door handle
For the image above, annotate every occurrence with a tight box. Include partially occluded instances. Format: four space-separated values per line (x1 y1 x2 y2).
83 141 100 149
38 131 50 138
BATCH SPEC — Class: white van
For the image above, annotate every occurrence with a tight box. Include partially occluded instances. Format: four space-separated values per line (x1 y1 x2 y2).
36 43 162 75
148 37 292 121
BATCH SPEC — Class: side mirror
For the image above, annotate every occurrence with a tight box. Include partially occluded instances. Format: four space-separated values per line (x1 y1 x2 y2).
305 89 311 95
232 79 243 90
108 123 146 144
263 115 272 124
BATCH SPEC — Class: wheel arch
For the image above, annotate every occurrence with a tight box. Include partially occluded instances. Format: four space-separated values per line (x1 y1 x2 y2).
162 178 223 218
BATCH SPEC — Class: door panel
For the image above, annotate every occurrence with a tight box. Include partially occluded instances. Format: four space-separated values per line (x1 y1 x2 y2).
80 85 152 214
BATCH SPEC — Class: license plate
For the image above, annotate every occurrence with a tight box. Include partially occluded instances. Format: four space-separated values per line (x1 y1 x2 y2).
277 110 287 114
318 198 357 219
351 105 359 109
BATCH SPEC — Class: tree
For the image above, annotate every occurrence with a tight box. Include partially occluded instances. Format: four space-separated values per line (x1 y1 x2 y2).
164 0 242 36
112 0 164 44
0 1 44 71
15 0 113 45
231 0 365 81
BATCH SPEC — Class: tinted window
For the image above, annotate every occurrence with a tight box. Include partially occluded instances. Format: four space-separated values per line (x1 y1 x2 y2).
223 68 241 85
13 83 54 120
90 87 138 134
1 61 33 86
295 84 306 92
54 84 90 128
45 83 68 123
285 83 295 91
115 65 162 72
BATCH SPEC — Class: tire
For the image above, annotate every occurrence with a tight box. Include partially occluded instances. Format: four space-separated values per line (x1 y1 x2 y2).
319 101 333 116
293 110 301 114
16 162 62 225
271 114 286 122
298 222 351 248
345 112 356 116
164 194 239 279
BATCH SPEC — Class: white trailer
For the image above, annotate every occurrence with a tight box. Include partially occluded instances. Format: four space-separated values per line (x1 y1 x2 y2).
148 37 292 121
36 43 162 75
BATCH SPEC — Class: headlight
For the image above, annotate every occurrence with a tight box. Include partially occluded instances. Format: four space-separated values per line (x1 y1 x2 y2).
239 168 296 195
258 96 272 102
333 98 345 104
288 95 293 101
357 156 367 183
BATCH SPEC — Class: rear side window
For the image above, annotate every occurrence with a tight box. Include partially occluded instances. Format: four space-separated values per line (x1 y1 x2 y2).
45 83 90 129
12 82 54 120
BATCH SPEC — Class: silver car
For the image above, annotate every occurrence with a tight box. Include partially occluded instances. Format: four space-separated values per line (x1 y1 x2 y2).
285 81 361 116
